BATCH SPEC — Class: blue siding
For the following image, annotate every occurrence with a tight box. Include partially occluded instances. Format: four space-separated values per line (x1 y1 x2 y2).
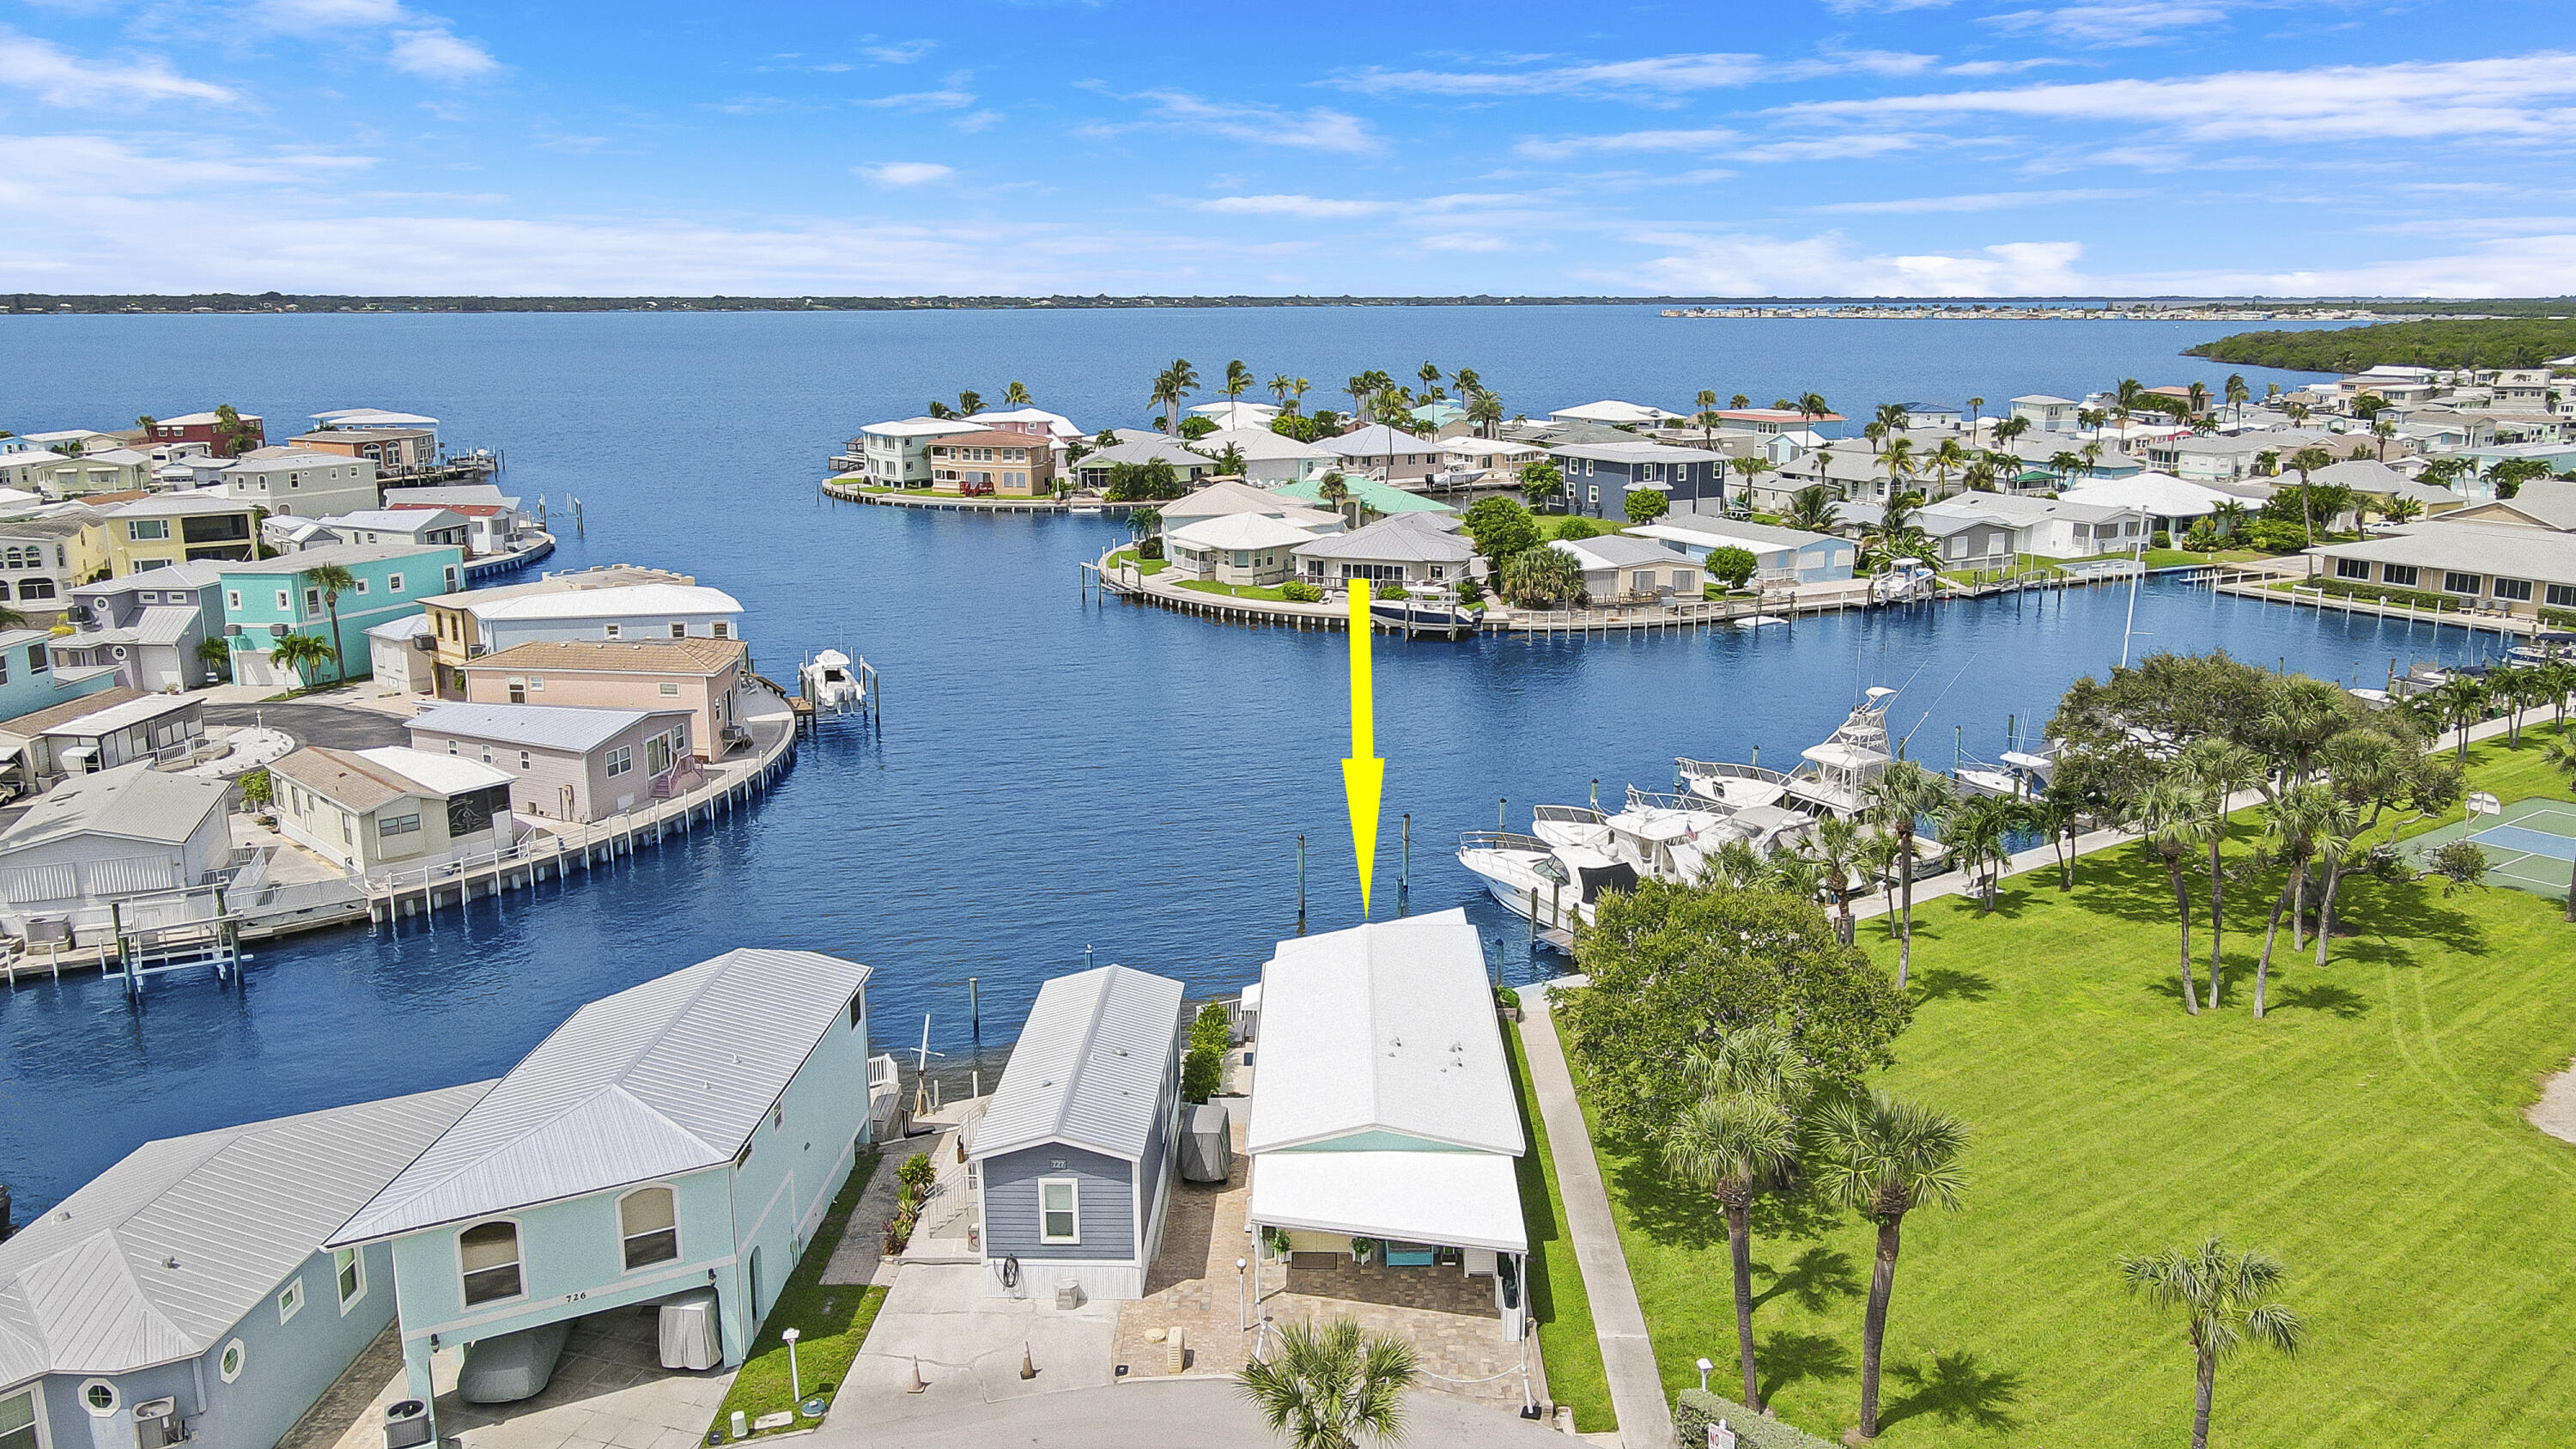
983 1145 1134 1262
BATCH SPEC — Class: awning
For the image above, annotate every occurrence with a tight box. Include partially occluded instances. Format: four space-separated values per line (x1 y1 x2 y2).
1249 1150 1527 1253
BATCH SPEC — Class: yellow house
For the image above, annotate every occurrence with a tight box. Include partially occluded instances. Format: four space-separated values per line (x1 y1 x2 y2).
102 493 259 575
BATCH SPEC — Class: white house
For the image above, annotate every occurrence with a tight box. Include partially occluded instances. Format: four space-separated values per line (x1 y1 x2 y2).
1189 427 1338 484
1154 479 1344 539
854 417 985 488
1629 516 1855 584
2008 395 2081 435
1291 514 1479 591
1165 514 1315 587
446 582 744 653
1547 399 1680 427
219 448 380 519
0 761 231 926
317 508 470 551
2060 472 2245 534
1188 399 1279 430
1918 493 2149 559
1547 535 1705 600
267 746 515 873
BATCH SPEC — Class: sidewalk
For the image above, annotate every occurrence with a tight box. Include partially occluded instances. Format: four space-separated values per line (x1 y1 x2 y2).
1518 1005 1670 1449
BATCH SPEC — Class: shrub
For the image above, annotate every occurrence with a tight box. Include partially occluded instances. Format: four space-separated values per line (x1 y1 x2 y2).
1554 516 1602 540
2428 840 2489 894
2151 529 2172 549
1192 1001 1231 1054
1181 1047 1223 1104
1463 496 1540 563
896 1153 936 1195
1623 489 1670 524
1177 416 1218 440
2247 519 2309 552
1501 545 1586 608
1705 545 1759 591
1279 581 1322 602
1137 535 1164 560
1674 1390 1837 1449
1493 985 1520 1009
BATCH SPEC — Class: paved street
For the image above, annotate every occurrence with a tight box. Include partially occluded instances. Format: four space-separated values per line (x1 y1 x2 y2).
204 699 410 751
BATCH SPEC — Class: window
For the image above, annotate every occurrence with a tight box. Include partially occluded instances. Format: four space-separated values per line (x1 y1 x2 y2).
380 813 421 837
2444 571 2482 595
848 989 865 1029
519 751 531 770
305 588 321 613
671 623 687 638
1039 1179 1080 1243
620 1187 680 1270
646 734 673 776
335 1247 367 1309
658 681 680 697
1 1385 38 1449
712 621 729 638
82 1379 118 1415
481 746 493 764
389 573 404 592
126 519 169 541
2494 577 2533 602
278 1276 305 1324
605 745 633 776
459 1221 524 1305
604 624 622 639
276 590 290 610
2549 584 2576 608
2384 563 2419 587
2335 557 2370 581
354 578 368 594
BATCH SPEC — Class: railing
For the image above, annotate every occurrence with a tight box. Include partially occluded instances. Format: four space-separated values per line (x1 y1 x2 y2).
1530 804 1605 827
1677 758 1795 788
1457 829 1552 855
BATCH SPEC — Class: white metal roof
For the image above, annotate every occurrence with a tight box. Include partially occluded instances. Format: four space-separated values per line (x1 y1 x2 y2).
331 948 872 1245
1248 1150 1525 1253
0 762 228 852
1167 514 1321 551
0 1083 489 1384
355 746 513 796
464 582 743 622
38 691 197 739
2061 472 2242 516
1245 908 1522 1156
861 416 985 440
322 508 463 532
1550 535 1685 571
311 409 440 427
366 613 434 642
410 701 683 752
1549 399 1679 424
964 407 1083 440
1189 426 1335 462
969 965 1184 1163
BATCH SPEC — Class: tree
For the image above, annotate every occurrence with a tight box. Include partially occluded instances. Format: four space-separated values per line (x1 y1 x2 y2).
1694 388 1720 450
1213 443 1249 477
1936 793 2021 913
2431 673 2487 764
2253 783 2336 1017
1467 390 1504 439
2120 1237 2305 1449
2028 789 2082 890
1926 438 1967 498
212 402 256 457
1518 460 1564 508
1797 392 1831 435
2112 377 2146 434
925 399 954 420
1236 1318 1417 1449
1106 459 1183 501
2224 373 2250 421
1317 473 1352 521
1995 413 2031 446
2545 737 2576 922
957 389 983 417
1624 489 1669 524
1418 360 1440 394
1704 545 1758 592
2176 739 2265 1006
1152 358 1198 435
1003 381 1031 406
1861 761 1950 993
194 635 230 684
1731 393 1751 410
1499 545 1583 607
1224 359 1253 402
1662 1027 1808 1411
1557 881 1910 1138
1730 455 1772 514
267 631 335 689
1461 496 1540 565
136 413 157 440
1811 813 1866 942
1813 1090 1968 1440
303 563 359 685
2285 446 2335 544
2136 777 2209 1015
1783 483 1837 533
238 765 273 809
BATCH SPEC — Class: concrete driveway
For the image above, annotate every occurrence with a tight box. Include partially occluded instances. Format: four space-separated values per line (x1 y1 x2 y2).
817 1375 1573 1448
835 1262 1119 1416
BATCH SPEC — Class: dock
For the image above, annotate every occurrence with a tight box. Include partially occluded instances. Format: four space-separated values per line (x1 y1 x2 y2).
821 478 1150 514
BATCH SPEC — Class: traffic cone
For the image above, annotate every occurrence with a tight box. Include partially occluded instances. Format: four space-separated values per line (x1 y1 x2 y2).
1020 1343 1037 1380
906 1357 927 1394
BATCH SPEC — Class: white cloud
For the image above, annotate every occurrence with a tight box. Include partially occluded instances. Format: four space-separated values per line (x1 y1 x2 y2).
856 161 953 186
1824 0 1958 10
389 27 499 80
248 0 410 27
1198 195 1389 218
2134 234 2576 297
0 31 236 106
856 88 975 111
1516 128 1740 160
1125 91 1382 155
1779 52 2576 142
1813 187 2140 213
863 39 936 64
953 110 1003 133
1984 2 2229 46
1625 230 2089 295
0 135 374 195
1328 52 1764 100
1732 133 1924 163
1419 233 1509 253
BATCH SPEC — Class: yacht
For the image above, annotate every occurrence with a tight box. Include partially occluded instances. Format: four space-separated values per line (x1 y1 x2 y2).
1457 806 1639 934
1783 687 1900 819
1675 758 1795 812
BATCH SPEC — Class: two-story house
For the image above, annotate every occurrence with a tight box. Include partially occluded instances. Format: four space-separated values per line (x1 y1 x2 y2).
218 544 465 690
288 427 437 474
926 429 1057 497
1318 423 1443 485
459 637 753 761
144 409 264 457
49 563 226 692
854 417 985 488
407 701 698 822
104 494 259 574
218 448 380 520
22 448 155 498
0 508 106 613
413 565 697 695
326 948 876 1439
1548 440 1727 520
2008 395 2081 435
422 584 744 698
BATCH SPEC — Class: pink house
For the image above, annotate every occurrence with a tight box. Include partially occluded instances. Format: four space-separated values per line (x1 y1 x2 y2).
406 701 698 824
458 637 751 761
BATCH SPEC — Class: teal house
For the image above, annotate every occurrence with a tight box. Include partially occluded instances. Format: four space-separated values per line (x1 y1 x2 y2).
327 948 878 1430
217 544 463 690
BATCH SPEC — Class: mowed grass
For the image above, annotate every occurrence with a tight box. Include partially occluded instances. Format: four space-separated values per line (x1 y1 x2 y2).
1506 1026 1614 1432
710 1154 884 1436
1591 729 2576 1447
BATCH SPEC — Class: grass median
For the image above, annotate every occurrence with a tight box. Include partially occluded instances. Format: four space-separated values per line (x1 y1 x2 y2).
709 1153 886 1436
1505 1026 1615 1432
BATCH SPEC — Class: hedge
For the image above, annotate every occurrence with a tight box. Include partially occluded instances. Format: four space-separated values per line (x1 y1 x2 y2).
1674 1390 1838 1449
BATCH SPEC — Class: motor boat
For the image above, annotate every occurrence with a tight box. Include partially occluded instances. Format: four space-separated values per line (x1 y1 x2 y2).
1871 560 1937 603
1370 583 1483 636
801 648 866 716
1674 758 1795 811
1457 808 1641 934
1783 687 1899 819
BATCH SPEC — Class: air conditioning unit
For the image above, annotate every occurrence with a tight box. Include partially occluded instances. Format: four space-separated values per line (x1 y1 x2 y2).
135 1399 177 1421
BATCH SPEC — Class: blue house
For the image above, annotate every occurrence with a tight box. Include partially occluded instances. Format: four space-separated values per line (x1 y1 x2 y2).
0 1085 487 1449
1547 440 1726 520
0 625 119 728
328 948 874 1430
969 965 1186 1303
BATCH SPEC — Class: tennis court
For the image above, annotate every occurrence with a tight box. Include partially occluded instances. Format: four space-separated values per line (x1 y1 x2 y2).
2408 800 2576 899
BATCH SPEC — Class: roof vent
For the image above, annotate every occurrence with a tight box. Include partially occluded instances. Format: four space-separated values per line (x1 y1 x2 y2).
164 1257 179 1269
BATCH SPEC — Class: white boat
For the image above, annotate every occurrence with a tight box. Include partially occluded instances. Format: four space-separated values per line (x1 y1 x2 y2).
1783 687 1899 819
1871 561 1937 603
1370 584 1483 635
1069 504 1104 516
1674 758 1795 811
801 648 866 716
1455 825 1637 934
1728 613 1789 629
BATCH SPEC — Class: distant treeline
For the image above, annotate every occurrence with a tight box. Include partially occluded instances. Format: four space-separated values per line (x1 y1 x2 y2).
2184 318 2576 373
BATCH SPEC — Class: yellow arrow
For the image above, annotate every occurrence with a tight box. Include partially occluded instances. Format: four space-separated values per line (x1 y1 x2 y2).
1342 581 1383 917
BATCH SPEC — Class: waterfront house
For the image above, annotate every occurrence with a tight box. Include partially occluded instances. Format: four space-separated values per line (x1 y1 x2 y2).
1428 435 1546 478
0 760 230 922
1547 535 1705 600
51 563 225 692
1918 493 2148 560
310 407 443 439
1269 475 1455 527
1243 910 1528 1341
22 449 155 499
1408 401 1467 431
2438 477 2576 532
218 545 465 691
316 508 471 551
289 426 437 474
1317 423 1442 485
966 407 1084 448
2309 521 2576 618
2144 429 2339 484
1547 399 1680 428
447 581 744 658
1188 399 1279 431
2009 395 2081 435
1548 440 1725 520
2061 472 2245 534
1631 514 1855 584
1502 417 1643 450
0 1085 487 1449
0 631 120 742
407 701 698 823
927 429 1056 497
268 746 515 872
1164 514 1313 588
366 615 437 696
1291 514 1479 592
968 964 1187 1302
856 416 986 488
326 948 877 1437
104 494 258 575
460 638 753 761
13 431 120 457
0 508 106 613
1188 427 1337 484
1061 438 1216 493
1710 406 1846 439
219 448 380 520
1918 510 2023 572
1153 480 1343 540
0 689 205 790
143 409 264 457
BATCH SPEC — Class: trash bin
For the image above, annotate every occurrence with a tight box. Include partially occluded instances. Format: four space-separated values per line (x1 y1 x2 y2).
383 1399 431 1449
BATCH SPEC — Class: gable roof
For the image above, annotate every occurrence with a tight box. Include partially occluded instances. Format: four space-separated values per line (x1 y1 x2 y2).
969 965 1185 1162
219 543 453 577
410 700 683 752
1246 909 1522 1156
0 685 148 736
463 637 747 676
270 746 509 812
0 1084 490 1384
331 949 871 1245
1167 514 1321 551
1270 476 1455 515
1292 515 1478 564
1317 423 1431 459
1188 426 1335 462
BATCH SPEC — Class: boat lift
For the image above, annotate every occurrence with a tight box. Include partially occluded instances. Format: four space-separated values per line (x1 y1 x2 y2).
796 648 878 733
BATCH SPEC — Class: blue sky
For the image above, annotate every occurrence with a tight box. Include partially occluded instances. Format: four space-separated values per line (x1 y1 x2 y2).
1 0 2571 295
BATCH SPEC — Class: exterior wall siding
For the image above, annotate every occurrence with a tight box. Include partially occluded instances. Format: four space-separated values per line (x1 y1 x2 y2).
981 1145 1135 1264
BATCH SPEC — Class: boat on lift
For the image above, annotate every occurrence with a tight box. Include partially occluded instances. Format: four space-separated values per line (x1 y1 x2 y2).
1369 583 1483 636
800 648 867 718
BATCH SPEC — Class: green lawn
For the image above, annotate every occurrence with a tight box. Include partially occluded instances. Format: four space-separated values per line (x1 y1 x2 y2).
1105 548 1169 577
710 1154 885 1436
1505 1026 1614 1432
1177 579 1302 602
1535 514 1617 540
1589 729 2576 1447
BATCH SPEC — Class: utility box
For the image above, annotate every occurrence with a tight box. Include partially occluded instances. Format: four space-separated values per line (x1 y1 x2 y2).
384 1399 432 1449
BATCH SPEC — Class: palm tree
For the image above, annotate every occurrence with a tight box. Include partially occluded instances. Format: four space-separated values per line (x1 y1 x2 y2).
1937 794 2021 912
2381 495 2423 524
2544 736 2576 922
1796 391 1830 437
2210 498 2250 542
957 389 983 417
1730 456 1772 514
2112 377 2146 435
1345 375 1370 417
1730 393 1751 410
1784 482 1837 534
2224 373 2250 422
2372 417 2397 460
1811 813 1864 941
1224 359 1254 402
1236 1318 1417 1449
2028 790 2081 889
303 563 359 685
1813 1090 1968 1440
1694 388 1719 447
1003 381 1031 406
1157 359 1200 435
1965 396 1984 431
2136 777 2208 1015
2120 1237 2305 1449
2432 673 2488 764
2286 446 2335 544
1994 413 2031 447
267 631 335 690
1663 1029 1808 1411
1863 760 1952 991
2046 449 2084 487
1926 438 1967 498
194 636 231 684
1268 374 1294 410
1316 473 1352 523
1467 391 1504 440
2186 380 2209 417
1862 420 1886 455
2253 783 2336 1017
2177 740 2264 1008
1291 378 1312 415
1880 437 1917 497
1453 367 1480 400
1418 360 1440 395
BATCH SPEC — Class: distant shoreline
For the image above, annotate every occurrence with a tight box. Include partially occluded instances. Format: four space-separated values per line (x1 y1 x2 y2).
3 292 2569 317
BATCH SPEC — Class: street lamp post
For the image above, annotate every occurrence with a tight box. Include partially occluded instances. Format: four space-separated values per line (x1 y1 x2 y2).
782 1328 802 1404
1696 1356 1713 1393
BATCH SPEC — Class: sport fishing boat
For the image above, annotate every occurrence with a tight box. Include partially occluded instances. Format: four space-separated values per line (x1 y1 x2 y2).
1783 687 1900 819
1369 583 1484 636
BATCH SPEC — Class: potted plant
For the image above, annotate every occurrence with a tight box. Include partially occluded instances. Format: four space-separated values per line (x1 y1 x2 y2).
1350 1237 1376 1266
1494 985 1522 1022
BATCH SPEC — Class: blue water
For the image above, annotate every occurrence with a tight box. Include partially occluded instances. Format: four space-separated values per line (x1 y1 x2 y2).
0 307 2460 1213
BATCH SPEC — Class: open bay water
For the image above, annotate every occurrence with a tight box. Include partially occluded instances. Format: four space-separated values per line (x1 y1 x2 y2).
0 305 2464 1212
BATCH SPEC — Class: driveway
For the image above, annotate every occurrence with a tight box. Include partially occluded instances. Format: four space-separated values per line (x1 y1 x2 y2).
816 1376 1573 1448
203 701 410 752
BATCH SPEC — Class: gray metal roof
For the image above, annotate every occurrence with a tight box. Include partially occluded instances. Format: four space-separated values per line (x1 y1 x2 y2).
969 965 1184 1163
331 948 872 1245
0 1083 489 1384
0 762 228 852
409 700 685 753
1292 516 1477 564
